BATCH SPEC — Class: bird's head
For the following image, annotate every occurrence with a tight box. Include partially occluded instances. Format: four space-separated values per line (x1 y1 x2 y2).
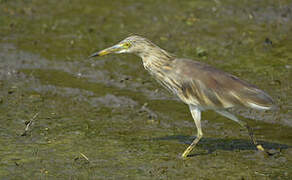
90 35 156 57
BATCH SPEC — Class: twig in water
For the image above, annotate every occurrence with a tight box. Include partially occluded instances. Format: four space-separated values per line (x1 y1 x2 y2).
21 112 39 136
79 152 89 162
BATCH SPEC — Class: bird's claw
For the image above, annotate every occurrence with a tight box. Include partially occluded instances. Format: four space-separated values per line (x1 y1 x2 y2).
256 144 265 151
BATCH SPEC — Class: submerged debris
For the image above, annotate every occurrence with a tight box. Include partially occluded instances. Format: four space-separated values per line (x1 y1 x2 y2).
21 112 39 136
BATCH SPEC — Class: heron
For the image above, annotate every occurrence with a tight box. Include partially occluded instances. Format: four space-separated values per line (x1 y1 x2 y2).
90 35 276 158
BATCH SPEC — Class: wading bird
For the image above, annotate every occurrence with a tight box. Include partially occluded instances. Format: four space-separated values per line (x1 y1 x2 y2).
90 35 275 158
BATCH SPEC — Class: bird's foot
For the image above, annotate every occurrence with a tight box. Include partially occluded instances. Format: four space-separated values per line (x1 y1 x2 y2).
181 147 193 159
181 152 189 159
256 144 265 151
256 144 280 157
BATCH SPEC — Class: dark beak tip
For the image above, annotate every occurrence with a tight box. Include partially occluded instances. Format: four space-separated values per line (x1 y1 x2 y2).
89 52 99 58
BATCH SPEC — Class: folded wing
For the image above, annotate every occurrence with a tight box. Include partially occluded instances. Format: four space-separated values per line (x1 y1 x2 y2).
173 59 275 110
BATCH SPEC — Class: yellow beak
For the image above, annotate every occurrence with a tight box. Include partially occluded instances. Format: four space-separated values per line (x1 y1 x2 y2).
90 44 123 57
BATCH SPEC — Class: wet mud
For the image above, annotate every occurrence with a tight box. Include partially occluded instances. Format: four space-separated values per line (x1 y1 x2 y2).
0 0 292 179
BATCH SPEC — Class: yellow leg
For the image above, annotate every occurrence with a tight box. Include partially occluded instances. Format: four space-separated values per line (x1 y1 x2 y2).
216 110 266 152
182 106 203 158
245 124 265 152
182 133 202 158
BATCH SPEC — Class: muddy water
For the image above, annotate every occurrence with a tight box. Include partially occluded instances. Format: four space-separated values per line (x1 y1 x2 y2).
0 0 292 179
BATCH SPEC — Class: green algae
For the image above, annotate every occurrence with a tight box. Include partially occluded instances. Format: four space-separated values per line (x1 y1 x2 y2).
0 0 292 179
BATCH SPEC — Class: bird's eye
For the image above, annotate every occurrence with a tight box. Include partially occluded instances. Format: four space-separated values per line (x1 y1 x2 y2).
124 42 131 48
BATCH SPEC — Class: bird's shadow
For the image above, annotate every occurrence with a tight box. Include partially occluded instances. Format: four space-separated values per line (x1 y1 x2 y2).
150 135 290 157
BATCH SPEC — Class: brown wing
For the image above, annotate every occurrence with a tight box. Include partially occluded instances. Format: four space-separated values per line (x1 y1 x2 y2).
172 59 275 110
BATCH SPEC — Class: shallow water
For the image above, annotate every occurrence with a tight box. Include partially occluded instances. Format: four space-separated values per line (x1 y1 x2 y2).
0 0 292 179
